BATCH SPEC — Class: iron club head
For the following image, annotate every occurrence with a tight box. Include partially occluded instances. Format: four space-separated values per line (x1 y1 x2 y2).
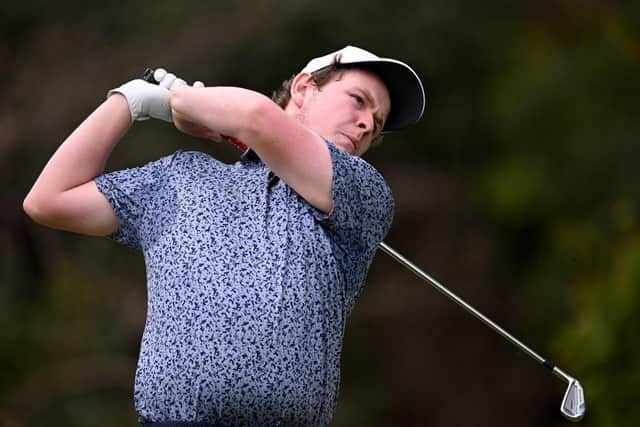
561 379 586 422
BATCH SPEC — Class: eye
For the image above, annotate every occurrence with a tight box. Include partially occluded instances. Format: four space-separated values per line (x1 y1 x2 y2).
351 94 365 107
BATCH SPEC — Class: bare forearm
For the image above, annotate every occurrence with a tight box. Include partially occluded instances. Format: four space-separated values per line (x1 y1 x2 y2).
170 86 273 143
27 95 131 198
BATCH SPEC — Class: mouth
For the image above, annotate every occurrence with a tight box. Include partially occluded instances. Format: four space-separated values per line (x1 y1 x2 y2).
340 133 358 154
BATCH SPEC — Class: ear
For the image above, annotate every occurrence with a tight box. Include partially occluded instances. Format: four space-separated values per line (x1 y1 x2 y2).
290 72 316 109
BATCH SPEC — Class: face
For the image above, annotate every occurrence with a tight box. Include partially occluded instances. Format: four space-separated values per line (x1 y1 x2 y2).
295 69 391 157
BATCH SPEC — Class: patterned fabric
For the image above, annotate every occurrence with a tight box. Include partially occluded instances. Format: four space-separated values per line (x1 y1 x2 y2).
95 141 394 426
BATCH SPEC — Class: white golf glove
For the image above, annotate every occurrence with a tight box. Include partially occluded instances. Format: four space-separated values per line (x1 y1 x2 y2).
108 69 204 122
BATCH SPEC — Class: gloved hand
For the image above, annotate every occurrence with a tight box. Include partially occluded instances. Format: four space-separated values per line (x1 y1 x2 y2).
108 69 204 122
150 68 205 89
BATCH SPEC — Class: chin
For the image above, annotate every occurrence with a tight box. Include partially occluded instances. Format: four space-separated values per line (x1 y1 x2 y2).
342 140 357 155
329 140 352 155
344 144 357 156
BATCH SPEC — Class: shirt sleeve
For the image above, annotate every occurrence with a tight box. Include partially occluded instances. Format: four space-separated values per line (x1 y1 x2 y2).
317 142 395 292
94 152 179 250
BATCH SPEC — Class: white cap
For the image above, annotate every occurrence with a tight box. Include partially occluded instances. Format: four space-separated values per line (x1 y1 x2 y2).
301 45 426 132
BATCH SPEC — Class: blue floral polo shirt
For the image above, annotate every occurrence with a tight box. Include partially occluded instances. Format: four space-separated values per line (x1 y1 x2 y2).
94 141 394 426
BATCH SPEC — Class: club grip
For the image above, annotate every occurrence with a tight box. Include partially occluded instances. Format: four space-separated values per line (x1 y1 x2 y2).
142 68 158 84
141 67 249 152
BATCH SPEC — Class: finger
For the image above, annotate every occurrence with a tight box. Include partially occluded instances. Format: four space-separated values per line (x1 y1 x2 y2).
170 78 187 89
153 68 167 82
159 72 177 89
210 132 224 143
193 81 205 88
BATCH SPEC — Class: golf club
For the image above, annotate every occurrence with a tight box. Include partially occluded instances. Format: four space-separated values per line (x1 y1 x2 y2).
378 242 585 422
142 67 586 422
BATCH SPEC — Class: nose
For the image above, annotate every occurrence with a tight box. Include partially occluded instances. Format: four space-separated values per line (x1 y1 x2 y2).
357 111 374 134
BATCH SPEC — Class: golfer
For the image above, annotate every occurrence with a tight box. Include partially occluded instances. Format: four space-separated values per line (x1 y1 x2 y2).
24 46 425 426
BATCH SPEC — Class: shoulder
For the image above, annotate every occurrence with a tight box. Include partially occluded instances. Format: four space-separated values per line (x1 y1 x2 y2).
160 150 231 176
323 140 395 233
169 149 217 166
326 142 391 196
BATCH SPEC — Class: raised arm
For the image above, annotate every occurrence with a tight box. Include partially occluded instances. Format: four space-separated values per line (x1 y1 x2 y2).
170 83 334 214
24 74 178 235
23 95 130 235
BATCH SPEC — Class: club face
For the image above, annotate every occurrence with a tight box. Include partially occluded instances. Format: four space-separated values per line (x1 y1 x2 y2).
561 380 586 422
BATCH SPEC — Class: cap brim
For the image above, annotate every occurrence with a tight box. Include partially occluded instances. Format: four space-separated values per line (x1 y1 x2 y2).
352 60 426 132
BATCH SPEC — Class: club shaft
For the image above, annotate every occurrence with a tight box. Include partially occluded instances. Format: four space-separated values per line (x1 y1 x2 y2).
378 241 560 376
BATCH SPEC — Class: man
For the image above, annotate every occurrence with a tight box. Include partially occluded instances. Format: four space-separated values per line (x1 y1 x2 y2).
24 46 425 426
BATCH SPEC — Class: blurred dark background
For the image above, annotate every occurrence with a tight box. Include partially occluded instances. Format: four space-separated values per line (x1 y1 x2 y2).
2 1 639 426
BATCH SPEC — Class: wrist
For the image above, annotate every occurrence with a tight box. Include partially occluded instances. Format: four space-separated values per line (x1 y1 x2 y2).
106 92 133 119
107 79 171 122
